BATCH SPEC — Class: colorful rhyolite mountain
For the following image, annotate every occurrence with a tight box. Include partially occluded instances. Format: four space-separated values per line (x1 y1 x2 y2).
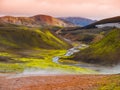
0 15 75 27
59 17 96 26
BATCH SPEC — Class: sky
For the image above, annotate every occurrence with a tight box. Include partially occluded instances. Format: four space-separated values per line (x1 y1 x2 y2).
0 0 120 20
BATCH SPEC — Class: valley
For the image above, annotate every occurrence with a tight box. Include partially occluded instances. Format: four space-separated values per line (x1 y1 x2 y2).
0 14 120 90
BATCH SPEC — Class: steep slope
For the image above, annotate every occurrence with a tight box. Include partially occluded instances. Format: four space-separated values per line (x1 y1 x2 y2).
58 16 120 43
73 29 120 66
32 15 75 27
0 15 74 28
0 20 19 27
59 17 96 26
84 16 120 29
57 27 110 43
0 26 71 50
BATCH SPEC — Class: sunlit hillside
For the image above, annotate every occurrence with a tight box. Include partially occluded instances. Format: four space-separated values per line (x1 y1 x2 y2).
74 29 120 66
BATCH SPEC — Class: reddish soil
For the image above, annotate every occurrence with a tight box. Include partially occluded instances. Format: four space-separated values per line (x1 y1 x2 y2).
0 75 107 90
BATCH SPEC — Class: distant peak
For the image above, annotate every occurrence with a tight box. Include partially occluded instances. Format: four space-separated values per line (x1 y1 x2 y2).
2 16 14 18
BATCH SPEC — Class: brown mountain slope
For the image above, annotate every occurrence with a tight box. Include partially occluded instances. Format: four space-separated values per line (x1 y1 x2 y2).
0 15 74 27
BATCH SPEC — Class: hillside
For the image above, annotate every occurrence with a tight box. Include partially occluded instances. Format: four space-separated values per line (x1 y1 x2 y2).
0 25 73 73
59 17 96 26
0 26 71 50
57 16 120 43
84 16 120 29
0 15 74 28
57 27 111 43
73 29 120 66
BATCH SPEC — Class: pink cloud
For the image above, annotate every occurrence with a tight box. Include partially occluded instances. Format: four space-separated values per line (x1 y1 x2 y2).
0 0 120 19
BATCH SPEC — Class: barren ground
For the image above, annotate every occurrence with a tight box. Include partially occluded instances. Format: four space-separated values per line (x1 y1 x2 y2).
0 74 109 90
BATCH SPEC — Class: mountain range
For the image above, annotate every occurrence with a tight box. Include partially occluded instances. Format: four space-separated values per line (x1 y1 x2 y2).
57 16 120 44
0 15 97 28
59 17 96 26
0 15 74 27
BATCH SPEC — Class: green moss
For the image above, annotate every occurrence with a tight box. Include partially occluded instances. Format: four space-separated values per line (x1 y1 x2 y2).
98 75 120 90
0 63 24 73
0 26 96 73
0 27 70 50
0 52 13 57
74 29 120 65
35 29 69 49
0 49 96 74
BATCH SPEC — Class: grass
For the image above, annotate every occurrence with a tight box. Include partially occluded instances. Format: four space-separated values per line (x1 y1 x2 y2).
74 29 120 65
0 49 97 74
97 75 120 90
0 25 97 74
0 27 71 50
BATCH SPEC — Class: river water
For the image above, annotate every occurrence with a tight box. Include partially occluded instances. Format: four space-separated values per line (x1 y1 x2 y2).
1 44 120 78
52 44 88 64
52 44 120 74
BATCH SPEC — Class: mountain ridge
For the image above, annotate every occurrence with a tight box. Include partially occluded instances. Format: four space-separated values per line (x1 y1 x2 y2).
0 15 75 28
83 16 120 29
59 17 96 26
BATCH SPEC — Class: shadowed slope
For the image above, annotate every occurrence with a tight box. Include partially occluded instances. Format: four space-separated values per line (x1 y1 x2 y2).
84 16 120 29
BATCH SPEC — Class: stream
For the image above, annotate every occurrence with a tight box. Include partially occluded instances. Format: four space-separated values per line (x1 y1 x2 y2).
52 44 88 64
1 44 120 77
52 44 120 74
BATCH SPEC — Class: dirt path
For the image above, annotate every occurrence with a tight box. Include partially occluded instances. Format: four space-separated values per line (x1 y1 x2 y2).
0 75 108 90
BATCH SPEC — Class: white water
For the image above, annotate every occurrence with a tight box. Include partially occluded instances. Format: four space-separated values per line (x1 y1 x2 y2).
52 44 88 64
52 44 120 74
52 47 80 64
52 57 59 64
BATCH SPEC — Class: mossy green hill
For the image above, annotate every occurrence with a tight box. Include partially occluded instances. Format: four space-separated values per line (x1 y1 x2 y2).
0 25 75 73
0 26 96 74
74 29 120 66
0 26 71 50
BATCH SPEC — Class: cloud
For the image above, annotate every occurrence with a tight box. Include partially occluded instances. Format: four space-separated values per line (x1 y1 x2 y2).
0 0 120 19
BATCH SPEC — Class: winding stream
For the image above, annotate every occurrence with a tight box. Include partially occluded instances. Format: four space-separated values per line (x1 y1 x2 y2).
52 44 88 64
52 44 120 74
